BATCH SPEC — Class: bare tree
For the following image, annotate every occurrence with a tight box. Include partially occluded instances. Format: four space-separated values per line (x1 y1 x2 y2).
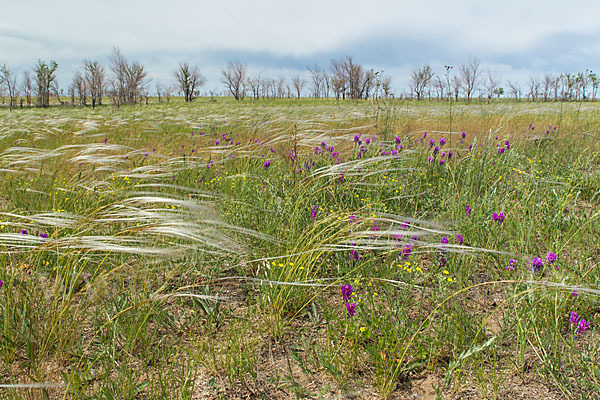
381 75 392 98
221 61 247 100
307 64 323 98
0 64 18 110
542 74 554 102
71 70 87 105
22 71 33 106
459 57 481 102
85 60 105 108
451 75 462 101
34 60 58 107
483 68 500 103
527 76 540 101
175 62 206 102
433 75 445 100
291 75 305 99
410 65 434 100
507 80 521 101
247 71 263 99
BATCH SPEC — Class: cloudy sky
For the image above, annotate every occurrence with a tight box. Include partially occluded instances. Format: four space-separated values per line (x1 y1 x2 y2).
1 0 599 95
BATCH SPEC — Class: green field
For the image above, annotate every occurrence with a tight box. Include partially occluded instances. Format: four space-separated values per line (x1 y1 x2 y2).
1 98 599 399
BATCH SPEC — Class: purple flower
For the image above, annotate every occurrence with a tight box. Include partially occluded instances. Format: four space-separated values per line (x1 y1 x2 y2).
439 159 445 165
104 138 108 144
354 134 361 143
572 289 578 297
311 206 318 221
0 279 3 288
365 137 371 144
461 131 466 139
315 146 322 154
346 302 357 317
498 147 505 154
264 160 271 169
570 311 579 325
531 257 544 271
350 248 360 260
423 131 427 138
439 137 447 146
428 156 433 163
448 151 453 159
441 152 446 158
395 136 401 144
456 234 463 245
465 205 472 216
492 212 505 223
429 138 435 147
577 319 591 335
402 244 412 260
440 236 449 245
546 252 557 263
507 259 517 271
40 233 49 239
21 229 28 235
433 146 439 155
341 284 353 301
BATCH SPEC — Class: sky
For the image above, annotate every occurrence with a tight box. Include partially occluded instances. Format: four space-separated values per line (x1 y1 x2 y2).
1 0 600 96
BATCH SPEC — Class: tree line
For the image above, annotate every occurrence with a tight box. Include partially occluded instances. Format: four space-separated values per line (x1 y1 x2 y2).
1 49 598 110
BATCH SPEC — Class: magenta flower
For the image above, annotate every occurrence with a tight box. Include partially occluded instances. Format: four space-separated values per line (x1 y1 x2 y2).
492 212 505 223
264 160 271 169
311 206 318 221
569 311 579 325
506 259 517 271
0 279 3 288
465 205 472 216
40 233 49 239
577 319 591 335
365 137 371 144
346 302 357 317
401 244 412 260
341 284 353 301
21 229 28 235
546 252 557 263
455 234 463 245
531 257 544 271
439 137 447 146
461 131 466 139
439 159 445 165
440 236 449 245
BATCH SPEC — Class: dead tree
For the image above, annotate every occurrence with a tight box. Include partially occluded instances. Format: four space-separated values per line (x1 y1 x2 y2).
85 60 105 108
175 62 206 102
0 64 18 110
291 75 305 99
221 61 247 100
34 60 58 107
459 57 480 102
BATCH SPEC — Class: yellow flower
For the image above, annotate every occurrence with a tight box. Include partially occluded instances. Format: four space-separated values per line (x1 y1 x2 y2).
360 327 366 333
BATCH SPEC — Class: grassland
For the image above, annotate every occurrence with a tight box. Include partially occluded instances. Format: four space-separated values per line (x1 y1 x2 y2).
0 98 599 399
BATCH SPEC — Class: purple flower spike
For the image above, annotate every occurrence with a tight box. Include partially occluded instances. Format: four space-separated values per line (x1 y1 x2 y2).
433 146 440 155
531 257 544 272
341 284 353 301
311 206 318 221
439 159 445 165
456 234 463 245
461 131 466 139
577 319 591 335
465 205 472 216
263 160 271 169
570 311 579 325
546 252 557 263
439 137 447 146
346 302 357 317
